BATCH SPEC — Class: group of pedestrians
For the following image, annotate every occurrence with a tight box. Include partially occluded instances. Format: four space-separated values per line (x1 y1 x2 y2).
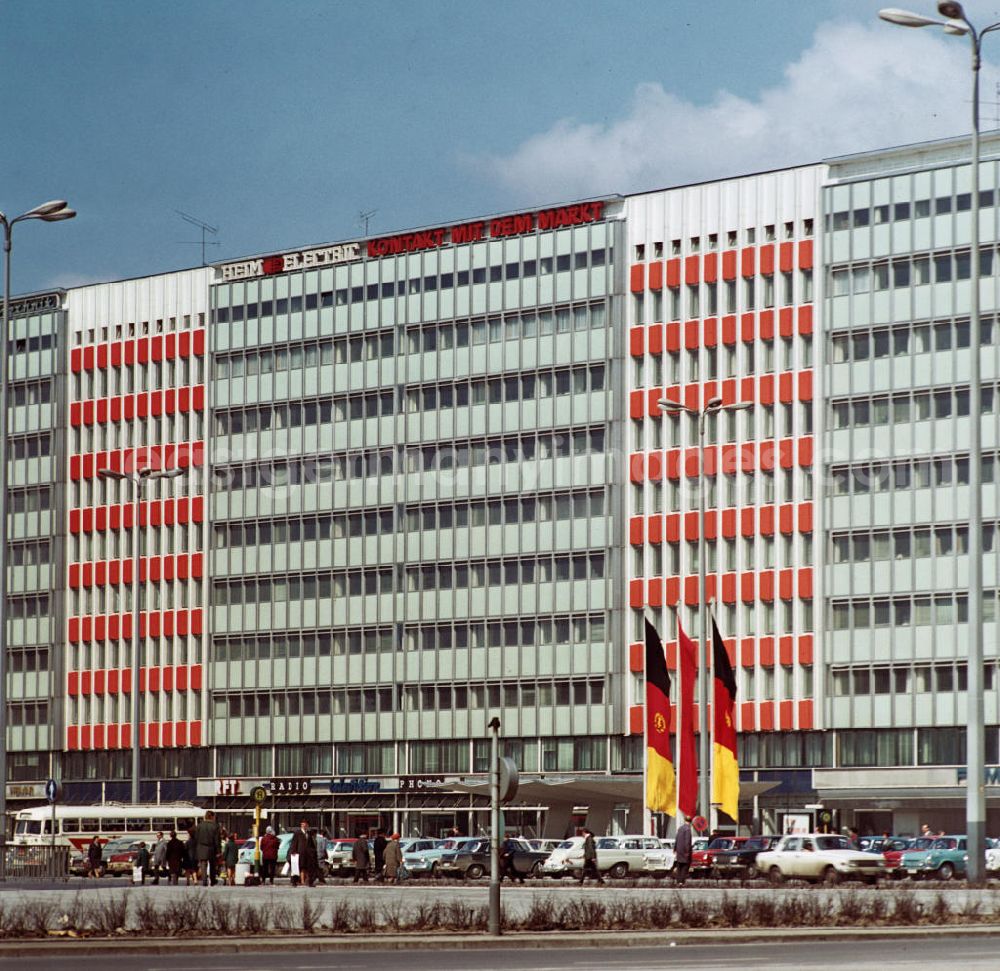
346 828 403 884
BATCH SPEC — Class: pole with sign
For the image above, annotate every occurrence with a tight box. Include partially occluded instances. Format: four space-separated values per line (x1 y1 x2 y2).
487 718 520 938
45 779 62 881
251 785 267 874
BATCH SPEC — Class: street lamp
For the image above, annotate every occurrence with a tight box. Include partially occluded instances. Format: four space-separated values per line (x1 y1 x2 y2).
658 394 753 824
98 466 185 805
0 200 75 860
879 0 999 883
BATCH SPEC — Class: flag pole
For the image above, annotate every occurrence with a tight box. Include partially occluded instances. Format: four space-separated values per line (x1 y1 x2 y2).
668 604 686 829
642 613 651 837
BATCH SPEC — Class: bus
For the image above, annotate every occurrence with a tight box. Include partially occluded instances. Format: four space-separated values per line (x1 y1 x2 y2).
12 803 205 850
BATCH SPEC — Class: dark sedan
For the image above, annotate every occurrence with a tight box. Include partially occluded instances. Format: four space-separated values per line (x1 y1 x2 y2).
438 837 548 880
710 835 778 880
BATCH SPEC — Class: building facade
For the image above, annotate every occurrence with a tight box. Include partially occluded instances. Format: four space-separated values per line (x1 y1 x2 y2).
3 136 1000 837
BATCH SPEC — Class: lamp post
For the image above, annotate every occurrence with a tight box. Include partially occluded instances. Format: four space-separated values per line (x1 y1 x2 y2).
879 1 999 883
658 394 753 823
0 200 75 860
98 466 185 805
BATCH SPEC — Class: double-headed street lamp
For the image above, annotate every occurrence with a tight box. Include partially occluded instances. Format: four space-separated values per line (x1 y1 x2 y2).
0 200 75 855
99 466 186 805
879 1 998 883
658 394 753 824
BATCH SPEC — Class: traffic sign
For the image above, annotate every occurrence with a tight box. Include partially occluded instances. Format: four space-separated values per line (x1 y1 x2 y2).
498 758 519 803
251 785 268 805
692 815 708 833
44 779 62 804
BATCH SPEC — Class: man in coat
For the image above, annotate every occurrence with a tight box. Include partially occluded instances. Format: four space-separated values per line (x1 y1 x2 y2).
260 826 280 885
151 831 168 885
194 810 222 886
290 820 319 887
579 829 603 884
165 831 185 885
372 830 387 881
674 820 693 886
351 831 371 883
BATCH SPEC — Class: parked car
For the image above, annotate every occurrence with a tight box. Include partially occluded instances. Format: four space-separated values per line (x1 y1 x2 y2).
710 835 778 880
324 838 360 875
103 838 147 875
879 836 922 879
902 835 968 881
527 838 562 855
399 838 442 877
688 836 717 875
984 838 1000 876
756 833 885 885
438 838 491 879
238 831 295 869
540 835 672 879
697 836 747 876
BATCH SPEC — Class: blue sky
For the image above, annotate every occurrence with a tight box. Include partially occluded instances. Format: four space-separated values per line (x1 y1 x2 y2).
2 0 997 293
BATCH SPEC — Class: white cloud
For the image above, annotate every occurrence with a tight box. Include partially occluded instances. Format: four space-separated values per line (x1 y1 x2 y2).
478 20 1000 201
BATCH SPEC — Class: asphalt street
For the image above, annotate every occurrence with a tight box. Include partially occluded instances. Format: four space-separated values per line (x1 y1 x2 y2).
0 937 997 970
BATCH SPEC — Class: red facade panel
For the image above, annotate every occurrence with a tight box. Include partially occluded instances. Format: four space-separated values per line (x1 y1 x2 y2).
630 264 645 292
647 261 663 291
684 255 699 285
665 258 681 289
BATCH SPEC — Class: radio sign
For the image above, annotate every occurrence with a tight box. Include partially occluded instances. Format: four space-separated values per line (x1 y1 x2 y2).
268 778 312 796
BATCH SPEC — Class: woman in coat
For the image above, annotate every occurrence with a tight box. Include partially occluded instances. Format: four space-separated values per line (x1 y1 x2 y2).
383 833 403 883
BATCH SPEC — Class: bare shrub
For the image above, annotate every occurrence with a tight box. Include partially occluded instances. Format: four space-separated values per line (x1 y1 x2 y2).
237 903 267 935
91 895 128 936
719 893 743 928
270 904 294 933
133 896 162 936
162 893 207 935
327 900 356 933
210 898 236 934
301 897 323 933
892 892 924 925
520 897 559 931
929 893 950 924
745 894 777 927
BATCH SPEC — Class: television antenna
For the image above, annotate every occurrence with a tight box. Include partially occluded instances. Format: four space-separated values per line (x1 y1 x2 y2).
175 210 220 266
358 209 377 236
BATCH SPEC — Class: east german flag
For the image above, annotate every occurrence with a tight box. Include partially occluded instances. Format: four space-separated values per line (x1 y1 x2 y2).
644 618 676 816
676 618 698 819
711 617 740 823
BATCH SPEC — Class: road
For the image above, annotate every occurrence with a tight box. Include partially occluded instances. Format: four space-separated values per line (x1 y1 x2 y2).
0 937 997 970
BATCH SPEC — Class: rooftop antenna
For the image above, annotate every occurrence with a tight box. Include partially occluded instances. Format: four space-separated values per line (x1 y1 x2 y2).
175 209 220 266
358 209 377 237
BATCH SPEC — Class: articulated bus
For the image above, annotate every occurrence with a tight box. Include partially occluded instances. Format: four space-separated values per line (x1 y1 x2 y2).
12 803 205 850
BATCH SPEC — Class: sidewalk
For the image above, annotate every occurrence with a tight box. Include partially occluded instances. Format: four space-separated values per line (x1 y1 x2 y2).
0 923 997 957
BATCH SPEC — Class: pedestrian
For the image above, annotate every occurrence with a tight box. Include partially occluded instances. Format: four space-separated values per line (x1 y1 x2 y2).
290 819 319 888
260 826 280 885
165 831 184 885
86 835 103 879
383 833 403 884
151 831 168 885
501 836 525 884
847 828 861 850
223 832 239 886
674 820 693 887
194 810 222 886
184 825 199 885
920 823 932 837
373 830 387 881
579 829 603 885
134 842 150 886
351 831 371 883
316 829 330 887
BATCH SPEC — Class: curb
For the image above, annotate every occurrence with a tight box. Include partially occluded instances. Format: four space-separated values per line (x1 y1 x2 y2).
0 923 998 956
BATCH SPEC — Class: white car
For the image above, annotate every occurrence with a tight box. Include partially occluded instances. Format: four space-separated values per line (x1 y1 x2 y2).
756 834 885 885
986 839 1000 875
540 835 672 879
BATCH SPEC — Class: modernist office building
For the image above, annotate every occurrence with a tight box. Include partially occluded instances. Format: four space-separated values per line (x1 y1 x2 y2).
4 134 1000 837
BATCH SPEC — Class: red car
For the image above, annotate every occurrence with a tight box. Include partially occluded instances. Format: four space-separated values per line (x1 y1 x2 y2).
882 836 931 878
693 836 747 876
